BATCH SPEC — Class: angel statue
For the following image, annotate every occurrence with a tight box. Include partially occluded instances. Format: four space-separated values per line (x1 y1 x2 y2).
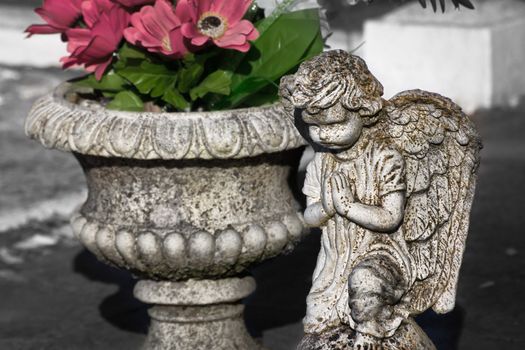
279 50 481 350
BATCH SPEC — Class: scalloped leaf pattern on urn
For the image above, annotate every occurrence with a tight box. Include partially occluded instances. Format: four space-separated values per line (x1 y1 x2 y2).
25 84 306 161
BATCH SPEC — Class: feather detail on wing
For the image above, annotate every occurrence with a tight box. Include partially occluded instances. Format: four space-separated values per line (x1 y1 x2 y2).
375 90 481 315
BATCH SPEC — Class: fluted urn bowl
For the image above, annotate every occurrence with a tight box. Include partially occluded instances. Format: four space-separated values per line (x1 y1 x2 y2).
25 83 306 350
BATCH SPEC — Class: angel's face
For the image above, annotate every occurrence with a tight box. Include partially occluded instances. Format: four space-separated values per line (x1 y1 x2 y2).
305 104 363 151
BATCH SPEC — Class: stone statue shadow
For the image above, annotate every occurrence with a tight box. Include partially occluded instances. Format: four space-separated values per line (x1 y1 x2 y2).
73 249 149 334
71 239 317 340
244 228 320 338
71 240 316 341
72 243 464 349
416 307 465 350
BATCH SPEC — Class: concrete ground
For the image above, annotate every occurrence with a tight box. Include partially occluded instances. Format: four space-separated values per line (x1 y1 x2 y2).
0 63 524 349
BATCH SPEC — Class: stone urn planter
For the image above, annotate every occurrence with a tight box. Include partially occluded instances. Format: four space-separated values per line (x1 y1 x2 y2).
25 83 307 349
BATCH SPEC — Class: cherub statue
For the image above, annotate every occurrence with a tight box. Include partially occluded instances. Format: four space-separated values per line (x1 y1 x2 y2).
279 50 481 349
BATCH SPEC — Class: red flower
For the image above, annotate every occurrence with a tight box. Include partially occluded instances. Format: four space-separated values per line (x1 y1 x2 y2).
178 0 259 52
61 0 130 80
124 0 189 58
25 0 84 36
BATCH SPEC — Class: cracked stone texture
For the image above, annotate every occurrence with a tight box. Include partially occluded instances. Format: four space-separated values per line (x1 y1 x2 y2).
1 65 525 350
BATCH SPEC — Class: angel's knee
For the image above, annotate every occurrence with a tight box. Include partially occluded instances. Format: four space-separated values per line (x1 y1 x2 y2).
348 258 405 324
348 266 384 323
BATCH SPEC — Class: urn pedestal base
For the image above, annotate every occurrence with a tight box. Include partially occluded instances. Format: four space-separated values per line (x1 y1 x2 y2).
134 277 262 350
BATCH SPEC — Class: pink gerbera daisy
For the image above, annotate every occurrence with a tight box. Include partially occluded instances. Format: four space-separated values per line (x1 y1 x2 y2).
61 0 130 80
178 0 259 53
111 0 155 8
25 0 84 36
124 0 190 58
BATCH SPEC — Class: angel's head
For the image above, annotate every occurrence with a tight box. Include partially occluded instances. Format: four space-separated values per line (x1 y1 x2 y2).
279 50 384 150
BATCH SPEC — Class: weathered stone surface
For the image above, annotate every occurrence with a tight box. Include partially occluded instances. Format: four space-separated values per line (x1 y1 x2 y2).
134 278 256 305
25 83 307 349
298 319 435 350
25 84 306 160
279 51 481 349
69 150 304 281
135 278 261 350
143 304 262 350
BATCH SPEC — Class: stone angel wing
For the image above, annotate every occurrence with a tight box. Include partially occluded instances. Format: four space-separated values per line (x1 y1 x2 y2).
377 90 482 315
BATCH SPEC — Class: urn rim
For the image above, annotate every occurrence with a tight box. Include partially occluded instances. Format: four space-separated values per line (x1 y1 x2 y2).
25 82 306 160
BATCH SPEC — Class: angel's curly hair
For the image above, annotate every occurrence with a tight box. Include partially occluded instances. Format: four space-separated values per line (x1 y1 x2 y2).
280 50 384 126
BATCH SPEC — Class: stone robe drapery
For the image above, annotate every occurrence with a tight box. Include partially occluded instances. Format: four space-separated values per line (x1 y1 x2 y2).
302 139 415 337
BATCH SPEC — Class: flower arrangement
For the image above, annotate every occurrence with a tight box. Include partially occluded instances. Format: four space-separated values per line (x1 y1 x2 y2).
26 0 324 112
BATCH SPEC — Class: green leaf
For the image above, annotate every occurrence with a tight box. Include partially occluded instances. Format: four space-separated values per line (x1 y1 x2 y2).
241 9 322 83
114 43 147 72
107 91 144 112
216 9 323 109
242 90 280 107
178 50 221 94
300 28 324 63
117 60 178 98
162 89 190 111
228 76 274 104
102 91 118 98
118 43 147 61
178 63 204 93
72 72 128 92
190 70 232 101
